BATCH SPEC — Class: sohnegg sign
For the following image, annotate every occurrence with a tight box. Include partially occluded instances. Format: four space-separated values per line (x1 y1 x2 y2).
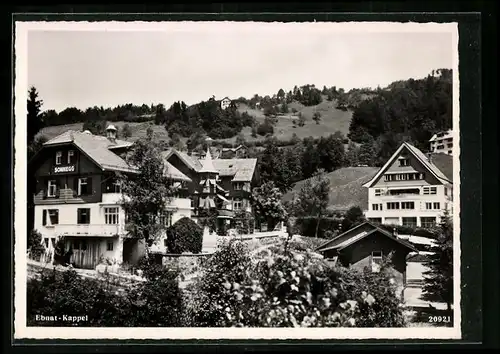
53 165 76 173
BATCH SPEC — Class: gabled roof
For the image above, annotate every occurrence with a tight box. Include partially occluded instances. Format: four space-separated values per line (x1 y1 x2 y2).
362 142 453 188
164 148 257 182
163 149 203 171
164 161 192 182
316 221 417 253
43 130 137 173
212 158 257 182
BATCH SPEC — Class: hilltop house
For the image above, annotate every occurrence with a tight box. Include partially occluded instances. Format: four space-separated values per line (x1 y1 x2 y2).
315 221 418 297
163 147 260 234
220 97 232 110
29 125 192 269
363 142 453 227
429 130 454 155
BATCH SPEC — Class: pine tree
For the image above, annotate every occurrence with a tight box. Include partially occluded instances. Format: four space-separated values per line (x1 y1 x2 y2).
27 86 44 144
422 213 454 311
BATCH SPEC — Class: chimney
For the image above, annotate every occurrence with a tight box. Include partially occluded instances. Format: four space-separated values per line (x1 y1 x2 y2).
426 152 432 163
106 124 117 143
393 227 398 237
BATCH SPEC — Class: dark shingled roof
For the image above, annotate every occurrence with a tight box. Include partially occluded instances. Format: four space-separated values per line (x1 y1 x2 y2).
429 153 453 182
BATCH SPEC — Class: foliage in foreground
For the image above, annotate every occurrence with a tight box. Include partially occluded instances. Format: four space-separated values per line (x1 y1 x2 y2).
185 239 406 327
27 266 183 327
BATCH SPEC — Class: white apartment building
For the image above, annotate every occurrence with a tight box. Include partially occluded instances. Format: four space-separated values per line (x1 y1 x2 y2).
29 126 192 269
363 142 453 228
429 130 454 155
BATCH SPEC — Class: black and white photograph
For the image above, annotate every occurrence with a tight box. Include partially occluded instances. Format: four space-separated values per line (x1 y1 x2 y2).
14 20 460 339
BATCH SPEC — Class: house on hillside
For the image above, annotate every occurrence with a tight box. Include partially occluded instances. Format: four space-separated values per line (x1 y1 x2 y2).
315 221 418 298
363 142 453 227
220 97 233 110
28 125 192 269
220 144 248 159
429 130 454 155
163 148 261 234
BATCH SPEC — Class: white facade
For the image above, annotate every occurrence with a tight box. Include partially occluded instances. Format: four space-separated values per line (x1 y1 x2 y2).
35 194 193 264
364 184 453 227
429 130 454 155
363 143 453 228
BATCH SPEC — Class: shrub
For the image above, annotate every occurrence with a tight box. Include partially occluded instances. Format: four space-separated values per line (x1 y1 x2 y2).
295 217 343 238
256 121 274 136
187 239 405 327
27 229 45 261
27 264 184 327
166 217 203 254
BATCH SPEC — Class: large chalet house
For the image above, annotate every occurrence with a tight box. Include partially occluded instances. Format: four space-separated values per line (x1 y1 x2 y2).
29 125 193 269
163 147 260 233
363 142 453 228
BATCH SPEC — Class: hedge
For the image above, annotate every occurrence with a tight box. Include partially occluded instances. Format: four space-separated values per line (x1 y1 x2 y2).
166 217 203 254
294 217 343 239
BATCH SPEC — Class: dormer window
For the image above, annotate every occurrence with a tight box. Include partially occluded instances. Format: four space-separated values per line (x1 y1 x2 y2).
399 158 410 167
68 150 75 164
55 151 62 165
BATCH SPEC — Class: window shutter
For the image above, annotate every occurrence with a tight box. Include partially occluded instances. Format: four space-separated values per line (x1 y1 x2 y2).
87 209 91 224
55 180 60 199
87 177 93 195
42 210 47 226
42 187 47 200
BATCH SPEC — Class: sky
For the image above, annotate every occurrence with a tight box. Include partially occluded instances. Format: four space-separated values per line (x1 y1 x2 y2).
26 22 455 113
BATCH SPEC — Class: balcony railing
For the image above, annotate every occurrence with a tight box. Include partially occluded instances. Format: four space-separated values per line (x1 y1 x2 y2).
49 224 126 237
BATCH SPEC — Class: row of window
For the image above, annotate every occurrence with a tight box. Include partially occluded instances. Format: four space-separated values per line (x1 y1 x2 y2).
383 173 425 182
376 201 442 210
368 217 437 228
375 186 438 196
42 207 174 226
55 150 76 165
47 177 121 198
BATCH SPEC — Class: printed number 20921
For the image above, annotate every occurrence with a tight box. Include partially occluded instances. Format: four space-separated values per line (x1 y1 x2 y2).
428 316 452 323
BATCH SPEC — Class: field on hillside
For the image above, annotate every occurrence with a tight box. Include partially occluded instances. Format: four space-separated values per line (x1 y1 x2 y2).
283 166 379 211
229 99 352 144
37 97 353 145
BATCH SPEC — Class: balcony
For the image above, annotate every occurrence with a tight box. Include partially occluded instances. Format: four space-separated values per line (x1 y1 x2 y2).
47 224 126 237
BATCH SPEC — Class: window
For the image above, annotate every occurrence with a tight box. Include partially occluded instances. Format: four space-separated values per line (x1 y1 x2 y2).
233 199 243 210
55 151 62 165
104 207 119 225
399 158 410 167
371 251 383 273
78 178 89 196
113 181 121 193
387 202 400 210
106 241 114 251
47 180 58 197
368 218 382 224
164 239 168 247
375 189 383 196
423 186 437 195
48 209 59 225
401 202 415 210
433 202 441 210
67 150 75 164
425 202 433 210
77 208 91 224
444 187 448 196
44 238 49 248
372 204 379 211
233 182 243 190
421 217 436 228
384 173 424 182
402 217 417 228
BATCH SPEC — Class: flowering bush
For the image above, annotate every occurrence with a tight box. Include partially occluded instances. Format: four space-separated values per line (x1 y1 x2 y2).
187 240 406 327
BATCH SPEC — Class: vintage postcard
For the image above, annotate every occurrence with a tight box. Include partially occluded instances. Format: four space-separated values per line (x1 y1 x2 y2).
14 19 461 340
